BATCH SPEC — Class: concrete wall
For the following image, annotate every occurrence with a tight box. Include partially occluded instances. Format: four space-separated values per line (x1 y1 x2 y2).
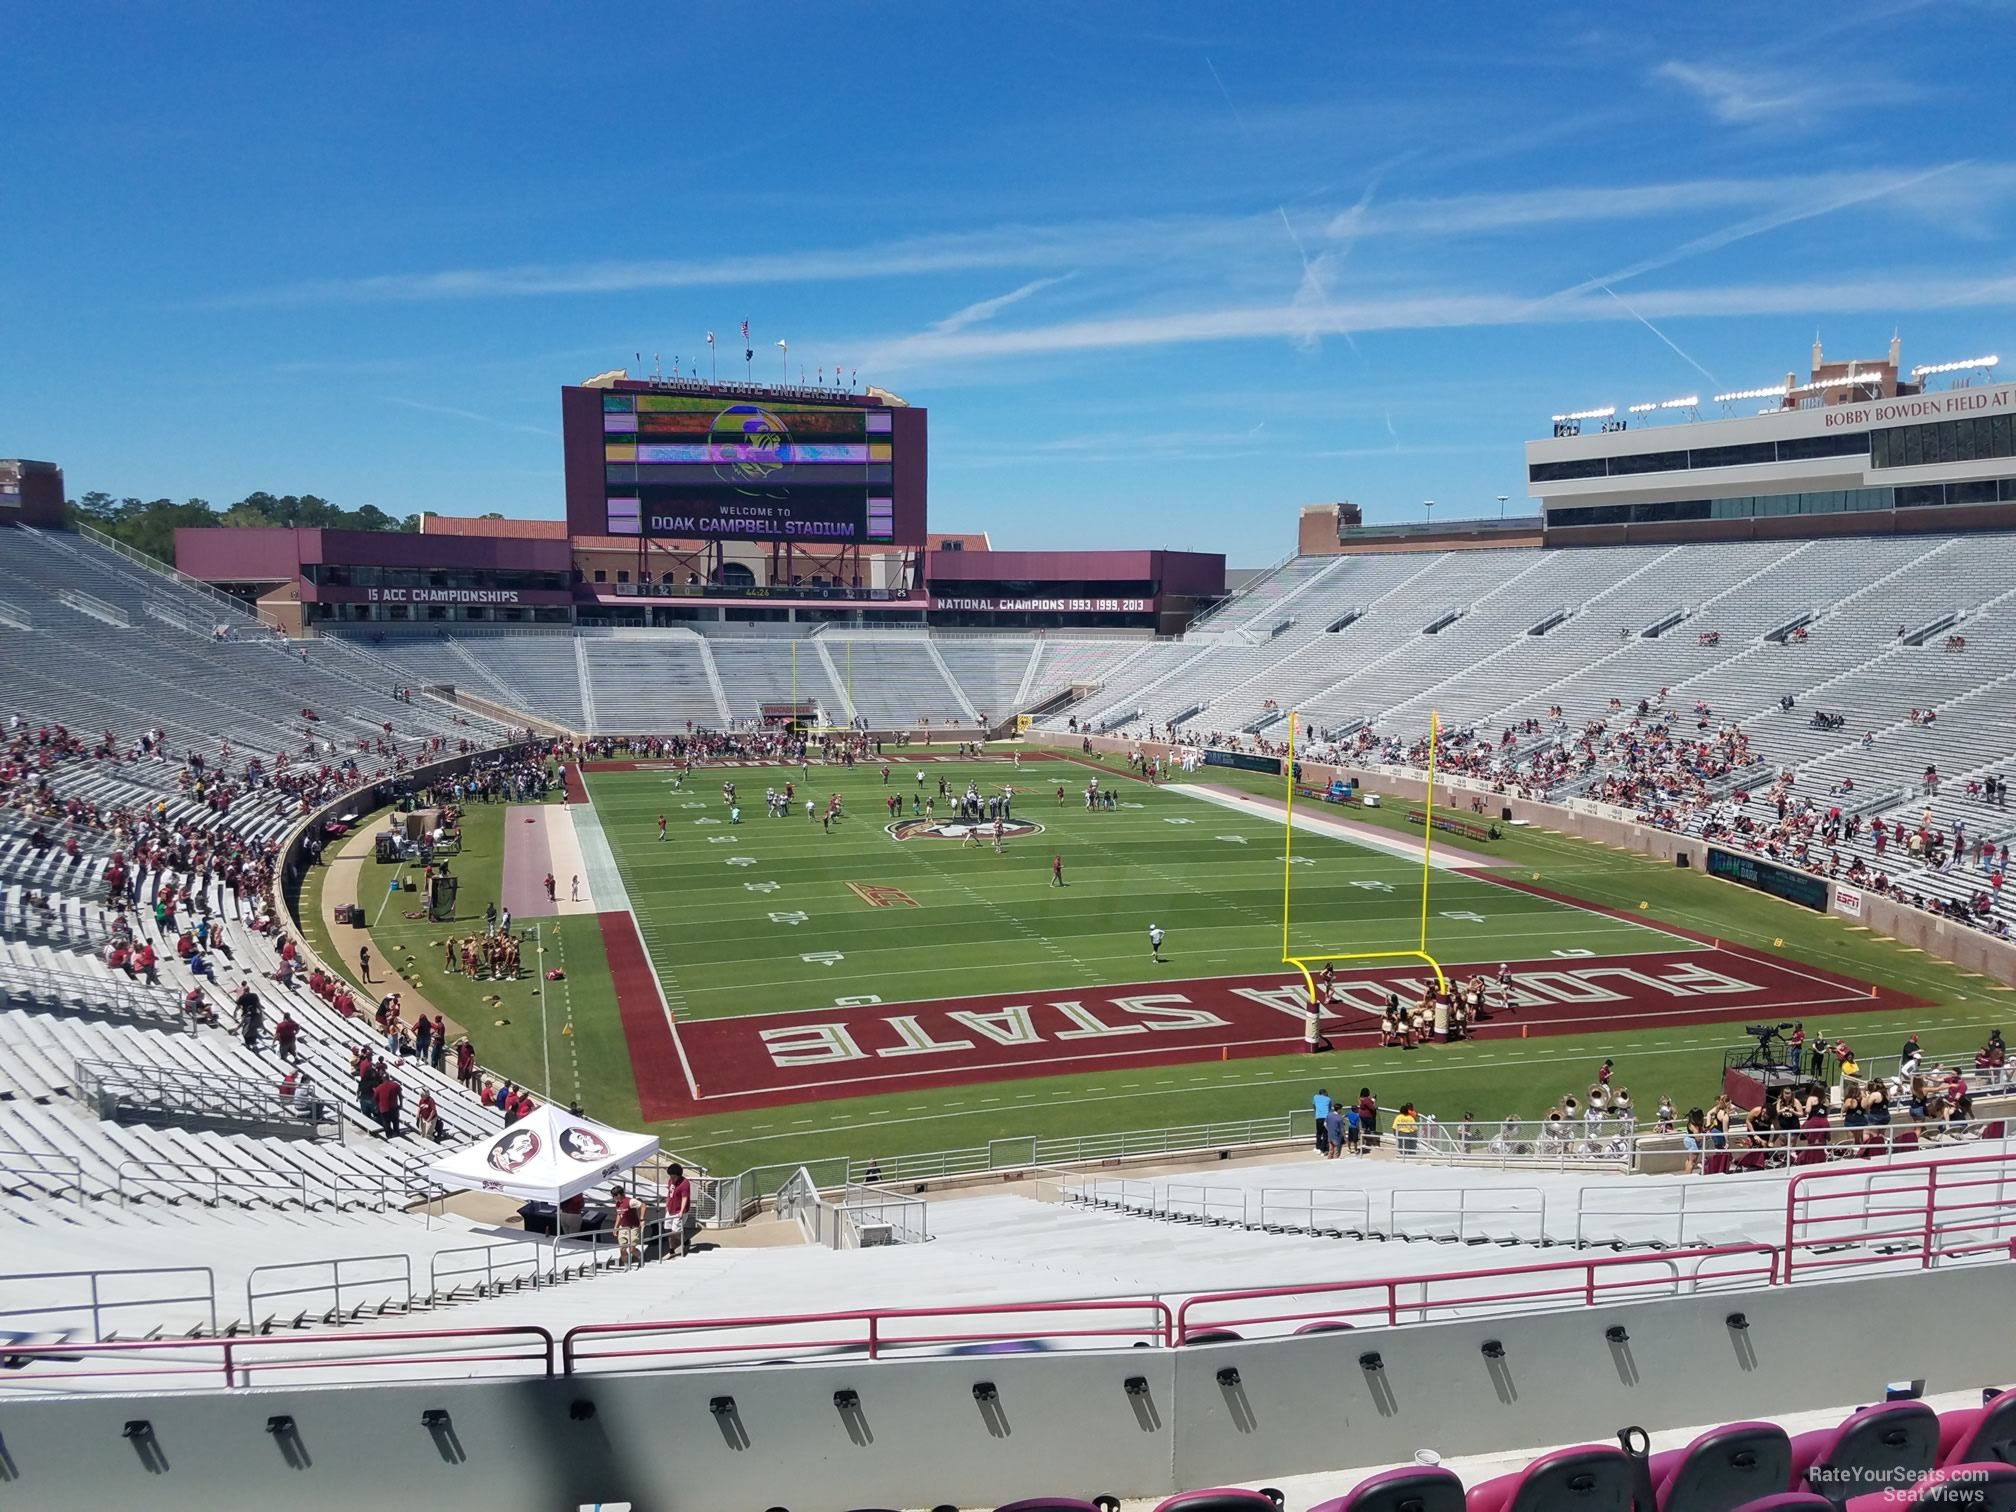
4 1265 2011 1511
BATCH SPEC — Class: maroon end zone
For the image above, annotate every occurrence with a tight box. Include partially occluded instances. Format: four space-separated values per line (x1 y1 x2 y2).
626 944 1924 1119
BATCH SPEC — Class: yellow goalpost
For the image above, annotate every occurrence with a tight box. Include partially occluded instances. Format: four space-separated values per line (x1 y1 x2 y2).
1282 709 1448 1005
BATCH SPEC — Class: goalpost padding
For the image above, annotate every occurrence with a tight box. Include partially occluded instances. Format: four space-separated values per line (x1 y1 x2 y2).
1282 709 1448 1002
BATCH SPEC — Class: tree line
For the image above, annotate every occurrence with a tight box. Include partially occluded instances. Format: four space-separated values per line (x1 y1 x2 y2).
67 491 430 563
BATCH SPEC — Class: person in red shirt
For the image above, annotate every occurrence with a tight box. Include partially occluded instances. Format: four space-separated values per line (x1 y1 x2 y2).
611 1185 642 1266
414 1091 440 1142
274 1013 300 1064
371 1075 402 1139
1051 854 1065 887
132 941 157 986
666 1163 694 1257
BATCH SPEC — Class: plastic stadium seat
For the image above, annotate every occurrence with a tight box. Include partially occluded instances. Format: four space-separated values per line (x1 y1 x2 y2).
1151 1492 1283 1511
1307 1465 1466 1511
1845 1462 2016 1508
1295 1321 1357 1335
1724 1497 1835 1511
1465 1445 1636 1511
996 1499 1119 1512
1940 1390 2016 1468
1647 1420 1793 1511
1788 1401 1940 1496
1181 1330 1245 1345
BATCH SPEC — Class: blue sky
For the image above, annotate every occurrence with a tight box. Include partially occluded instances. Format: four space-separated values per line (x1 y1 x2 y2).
6 1 2014 560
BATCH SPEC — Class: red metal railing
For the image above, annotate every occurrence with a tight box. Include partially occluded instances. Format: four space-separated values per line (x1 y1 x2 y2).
1784 1147 2016 1283
1172 1244 1780 1343
561 1298 1175 1373
6 1151 2015 1387
0 1325 555 1388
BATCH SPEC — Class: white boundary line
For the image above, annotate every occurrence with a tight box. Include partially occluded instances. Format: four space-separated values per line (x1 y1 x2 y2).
1170 783 1489 870
578 769 701 1101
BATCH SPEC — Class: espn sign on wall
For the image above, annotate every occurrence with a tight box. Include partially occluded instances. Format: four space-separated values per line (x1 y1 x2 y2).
1834 885 1864 919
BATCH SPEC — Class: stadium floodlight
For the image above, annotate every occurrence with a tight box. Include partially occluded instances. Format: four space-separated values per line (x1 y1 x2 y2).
1626 395 1700 414
1910 355 1999 379
1712 384 1789 403
1788 372 1885 395
1626 402 1658 414
1550 405 1616 422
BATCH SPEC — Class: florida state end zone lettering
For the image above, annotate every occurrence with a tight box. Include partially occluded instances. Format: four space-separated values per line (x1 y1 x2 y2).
632 947 1922 1117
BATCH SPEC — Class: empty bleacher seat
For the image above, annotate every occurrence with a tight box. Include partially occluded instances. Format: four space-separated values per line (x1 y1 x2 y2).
1938 1388 2016 1469
1788 1401 1940 1499
1309 1465 1466 1512
1465 1444 1636 1511
1646 1421 1791 1511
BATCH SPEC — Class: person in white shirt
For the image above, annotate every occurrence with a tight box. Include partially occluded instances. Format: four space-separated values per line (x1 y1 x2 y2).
1148 925 1165 963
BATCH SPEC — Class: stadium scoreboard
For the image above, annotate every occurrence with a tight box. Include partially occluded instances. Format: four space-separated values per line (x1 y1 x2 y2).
596 391 898 545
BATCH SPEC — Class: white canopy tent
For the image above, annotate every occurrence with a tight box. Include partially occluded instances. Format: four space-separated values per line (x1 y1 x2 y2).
420 1104 659 1205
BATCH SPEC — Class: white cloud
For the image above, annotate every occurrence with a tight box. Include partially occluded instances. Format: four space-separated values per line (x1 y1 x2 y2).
928 275 1074 336
863 273 2016 370
385 398 552 437
1652 62 1829 124
209 164 2016 311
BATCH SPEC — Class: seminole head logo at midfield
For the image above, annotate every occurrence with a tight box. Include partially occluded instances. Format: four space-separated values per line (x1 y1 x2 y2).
887 818 1046 842
711 404 791 493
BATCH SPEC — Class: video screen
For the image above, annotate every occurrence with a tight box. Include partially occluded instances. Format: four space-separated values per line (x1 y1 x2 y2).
600 393 895 543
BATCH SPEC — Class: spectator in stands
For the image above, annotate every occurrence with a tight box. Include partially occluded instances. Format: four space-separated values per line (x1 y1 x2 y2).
431 1014 448 1070
611 1184 642 1266
414 1091 440 1142
1392 1103 1419 1154
667 1163 694 1257
234 982 263 1049
556 1190 585 1235
274 1011 300 1064
372 1071 402 1138
294 1072 325 1122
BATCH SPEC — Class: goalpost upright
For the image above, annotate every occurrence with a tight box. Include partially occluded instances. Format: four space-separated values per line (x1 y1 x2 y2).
1282 709 1448 1005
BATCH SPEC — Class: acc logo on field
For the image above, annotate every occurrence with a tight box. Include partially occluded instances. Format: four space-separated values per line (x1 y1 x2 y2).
886 818 1047 842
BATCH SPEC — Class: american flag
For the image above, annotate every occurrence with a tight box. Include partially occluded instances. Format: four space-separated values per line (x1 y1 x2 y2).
740 319 749 341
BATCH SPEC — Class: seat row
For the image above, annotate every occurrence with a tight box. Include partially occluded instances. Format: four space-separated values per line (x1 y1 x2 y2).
817 1388 2016 1512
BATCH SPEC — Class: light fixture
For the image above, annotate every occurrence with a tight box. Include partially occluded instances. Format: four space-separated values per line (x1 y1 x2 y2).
1911 355 1999 379
1550 406 1617 422
1713 384 1789 403
1788 374 1883 395
1626 395 1699 414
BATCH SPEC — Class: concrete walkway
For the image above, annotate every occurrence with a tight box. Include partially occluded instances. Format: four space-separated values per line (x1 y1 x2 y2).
316 818 467 1038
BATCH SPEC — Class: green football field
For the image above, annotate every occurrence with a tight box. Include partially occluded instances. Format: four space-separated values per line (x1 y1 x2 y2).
309 749 2013 1177
585 757 1683 1020
566 751 2010 1174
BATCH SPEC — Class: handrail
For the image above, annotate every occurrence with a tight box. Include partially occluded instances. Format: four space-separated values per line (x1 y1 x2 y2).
1172 1243 1783 1342
0 957 184 1024
76 1055 337 1138
1785 1147 2016 1282
0 1325 556 1387
0 1144 86 1199
246 1253 413 1326
0 1266 217 1341
561 1298 1175 1373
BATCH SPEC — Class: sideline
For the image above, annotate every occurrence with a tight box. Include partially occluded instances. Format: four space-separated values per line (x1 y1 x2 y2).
1169 782 1491 871
313 818 464 1036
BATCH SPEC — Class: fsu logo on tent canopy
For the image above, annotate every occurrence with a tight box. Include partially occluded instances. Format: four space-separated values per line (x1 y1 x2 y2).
887 818 1046 842
558 1126 612 1163
487 1129 541 1173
